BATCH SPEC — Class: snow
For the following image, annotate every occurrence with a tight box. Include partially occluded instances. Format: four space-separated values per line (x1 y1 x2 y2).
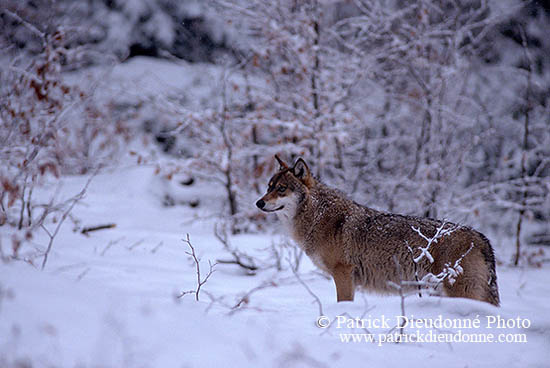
1 165 549 367
2 0 550 363
76 56 224 110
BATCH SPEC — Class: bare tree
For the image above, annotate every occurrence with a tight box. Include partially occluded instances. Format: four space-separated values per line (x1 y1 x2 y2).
0 7 129 261
200 1 548 266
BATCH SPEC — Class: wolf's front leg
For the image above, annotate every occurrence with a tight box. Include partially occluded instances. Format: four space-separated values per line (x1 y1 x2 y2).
331 264 355 302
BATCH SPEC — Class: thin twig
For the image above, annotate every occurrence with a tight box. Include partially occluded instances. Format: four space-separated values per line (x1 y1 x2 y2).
41 174 95 270
100 237 124 257
406 241 422 298
1 9 46 40
127 238 144 251
150 241 164 254
178 234 216 301
216 258 258 272
391 255 406 337
230 280 277 311
289 258 324 317
214 223 258 274
76 267 90 281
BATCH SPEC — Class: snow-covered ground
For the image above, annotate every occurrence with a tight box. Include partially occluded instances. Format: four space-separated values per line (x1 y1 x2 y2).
1 166 549 367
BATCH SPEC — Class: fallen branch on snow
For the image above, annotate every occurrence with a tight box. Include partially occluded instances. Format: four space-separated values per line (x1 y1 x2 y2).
81 223 116 236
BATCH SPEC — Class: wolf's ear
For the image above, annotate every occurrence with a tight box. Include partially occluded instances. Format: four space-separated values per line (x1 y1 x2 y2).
292 158 314 187
275 154 289 170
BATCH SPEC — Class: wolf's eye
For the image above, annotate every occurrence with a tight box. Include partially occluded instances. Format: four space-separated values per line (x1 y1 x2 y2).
277 185 287 193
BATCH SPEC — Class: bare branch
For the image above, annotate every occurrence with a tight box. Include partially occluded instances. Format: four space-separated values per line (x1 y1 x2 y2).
289 258 324 317
100 237 124 257
178 234 217 301
230 280 277 311
41 173 96 270
81 223 116 236
410 222 458 264
1 9 46 40
214 223 258 274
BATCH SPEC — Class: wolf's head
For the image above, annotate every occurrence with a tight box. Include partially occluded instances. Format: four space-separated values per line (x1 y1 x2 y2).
255 155 314 214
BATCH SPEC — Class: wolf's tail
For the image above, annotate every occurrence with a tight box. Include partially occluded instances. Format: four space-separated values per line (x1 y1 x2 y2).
478 232 500 306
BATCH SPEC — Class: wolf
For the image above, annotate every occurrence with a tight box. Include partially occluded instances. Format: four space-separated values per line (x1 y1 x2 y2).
256 156 500 306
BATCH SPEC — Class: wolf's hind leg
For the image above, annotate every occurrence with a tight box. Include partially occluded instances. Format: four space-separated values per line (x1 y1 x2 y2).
331 263 355 302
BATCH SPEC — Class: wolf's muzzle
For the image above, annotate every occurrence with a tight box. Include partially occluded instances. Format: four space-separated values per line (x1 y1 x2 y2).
256 199 265 209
